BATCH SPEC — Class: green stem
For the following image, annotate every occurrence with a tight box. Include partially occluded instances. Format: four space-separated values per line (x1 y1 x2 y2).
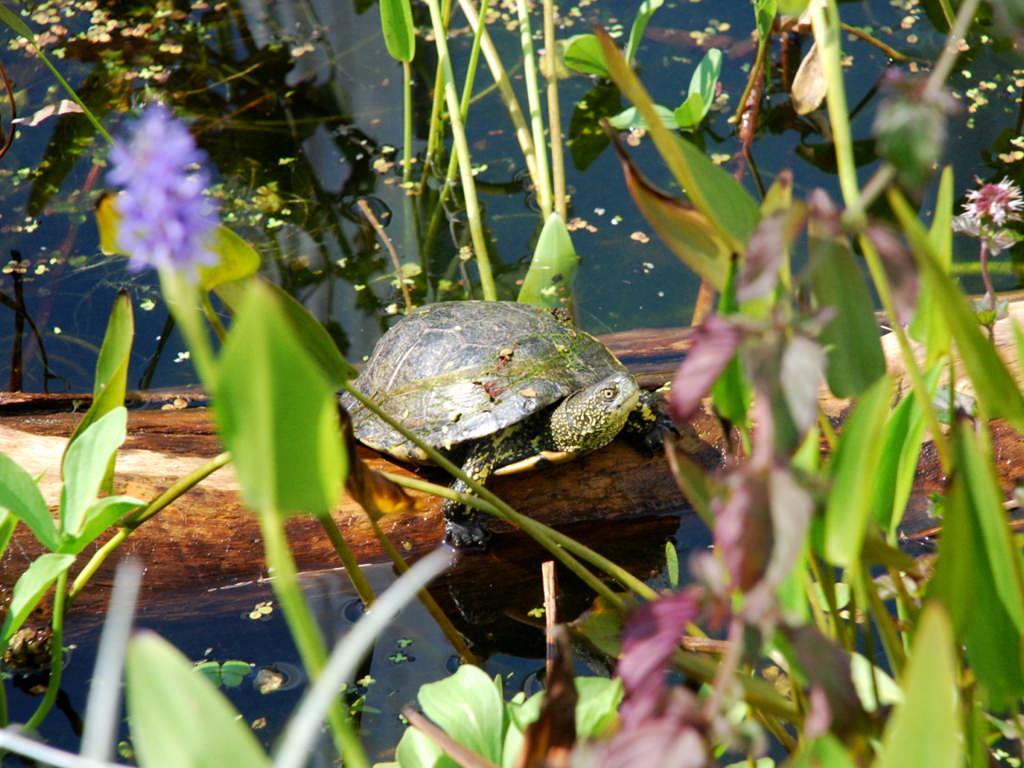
23 571 68 732
68 452 231 603
423 0 498 300
367 516 480 663
403 60 414 183
514 0 552 218
542 0 566 219
381 471 625 610
258 510 368 768
22 40 111 144
316 513 377 607
861 567 906 677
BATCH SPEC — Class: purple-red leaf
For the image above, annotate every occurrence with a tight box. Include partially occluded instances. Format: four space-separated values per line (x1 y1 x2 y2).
670 316 746 424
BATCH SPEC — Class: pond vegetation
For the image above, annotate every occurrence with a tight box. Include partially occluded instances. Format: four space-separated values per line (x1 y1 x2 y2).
1 0 1024 765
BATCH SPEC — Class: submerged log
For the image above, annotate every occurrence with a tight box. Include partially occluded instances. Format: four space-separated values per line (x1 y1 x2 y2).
1 302 1022 616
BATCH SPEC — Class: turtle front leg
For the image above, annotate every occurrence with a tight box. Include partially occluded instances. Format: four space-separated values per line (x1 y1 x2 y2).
442 444 496 549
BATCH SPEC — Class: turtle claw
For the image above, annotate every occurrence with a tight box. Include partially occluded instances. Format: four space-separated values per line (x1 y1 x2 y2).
443 516 492 550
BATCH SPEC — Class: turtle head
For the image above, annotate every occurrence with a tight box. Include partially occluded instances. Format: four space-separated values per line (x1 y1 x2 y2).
549 371 639 453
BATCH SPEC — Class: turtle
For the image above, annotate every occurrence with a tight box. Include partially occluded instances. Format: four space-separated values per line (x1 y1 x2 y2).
340 300 663 548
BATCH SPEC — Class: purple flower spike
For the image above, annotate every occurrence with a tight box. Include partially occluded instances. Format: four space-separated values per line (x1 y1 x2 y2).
107 103 219 277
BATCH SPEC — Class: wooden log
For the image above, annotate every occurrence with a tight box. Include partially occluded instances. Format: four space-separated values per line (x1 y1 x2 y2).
1 301 1021 618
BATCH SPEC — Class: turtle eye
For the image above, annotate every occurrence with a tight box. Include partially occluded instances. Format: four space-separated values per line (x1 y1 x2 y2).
601 386 617 400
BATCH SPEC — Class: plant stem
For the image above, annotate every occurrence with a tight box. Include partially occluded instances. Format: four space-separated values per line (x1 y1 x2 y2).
367 516 480 663
423 0 498 300
258 509 368 768
542 0 566 219
68 452 231 604
403 60 413 183
514 0 552 218
23 571 68 732
316 513 377 607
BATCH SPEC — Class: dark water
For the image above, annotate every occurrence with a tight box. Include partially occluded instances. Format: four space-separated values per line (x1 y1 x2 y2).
2 0 1021 393
1 0 1022 759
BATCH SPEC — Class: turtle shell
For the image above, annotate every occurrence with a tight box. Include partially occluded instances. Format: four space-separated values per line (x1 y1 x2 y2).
342 301 629 462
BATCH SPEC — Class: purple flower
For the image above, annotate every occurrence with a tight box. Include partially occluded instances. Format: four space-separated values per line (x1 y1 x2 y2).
107 103 218 277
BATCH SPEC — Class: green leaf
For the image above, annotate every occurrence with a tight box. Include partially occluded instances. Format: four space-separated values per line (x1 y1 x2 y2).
675 48 721 129
909 166 953 360
755 0 779 44
0 4 33 38
607 104 678 131
624 0 664 66
66 292 133 491
870 365 942 538
711 260 751 424
396 726 457 768
823 375 893 567
873 603 960 768
60 407 128 539
126 632 270 768
0 453 60 551
928 421 1024 710
219 660 253 688
563 34 608 77
673 93 705 130
808 237 885 397
59 497 143 554
417 665 504 764
595 27 758 253
573 677 623 739
380 0 415 61
890 189 1024 430
607 132 730 288
0 553 75 645
266 281 358 387
517 213 578 309
199 227 262 293
665 541 679 588
215 282 346 516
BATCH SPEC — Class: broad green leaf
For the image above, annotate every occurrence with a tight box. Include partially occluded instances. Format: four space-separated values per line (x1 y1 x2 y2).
266 281 358 387
675 48 721 129
595 26 759 252
199 226 261 293
215 282 346 516
755 0 778 44
873 603 960 768
673 93 705 130
126 632 270 768
823 375 893 567
849 652 902 712
0 511 16 563
395 725 456 768
909 166 953 359
60 407 128 539
219 660 253 688
563 34 608 77
607 132 730 288
624 0 664 66
0 453 59 551
58 497 143 555
380 0 415 62
607 104 677 131
891 189 1024 430
66 292 133 491
517 213 578 309
417 665 504 764
0 553 75 645
808 237 885 397
928 421 1024 710
870 365 942 538
573 677 623 739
